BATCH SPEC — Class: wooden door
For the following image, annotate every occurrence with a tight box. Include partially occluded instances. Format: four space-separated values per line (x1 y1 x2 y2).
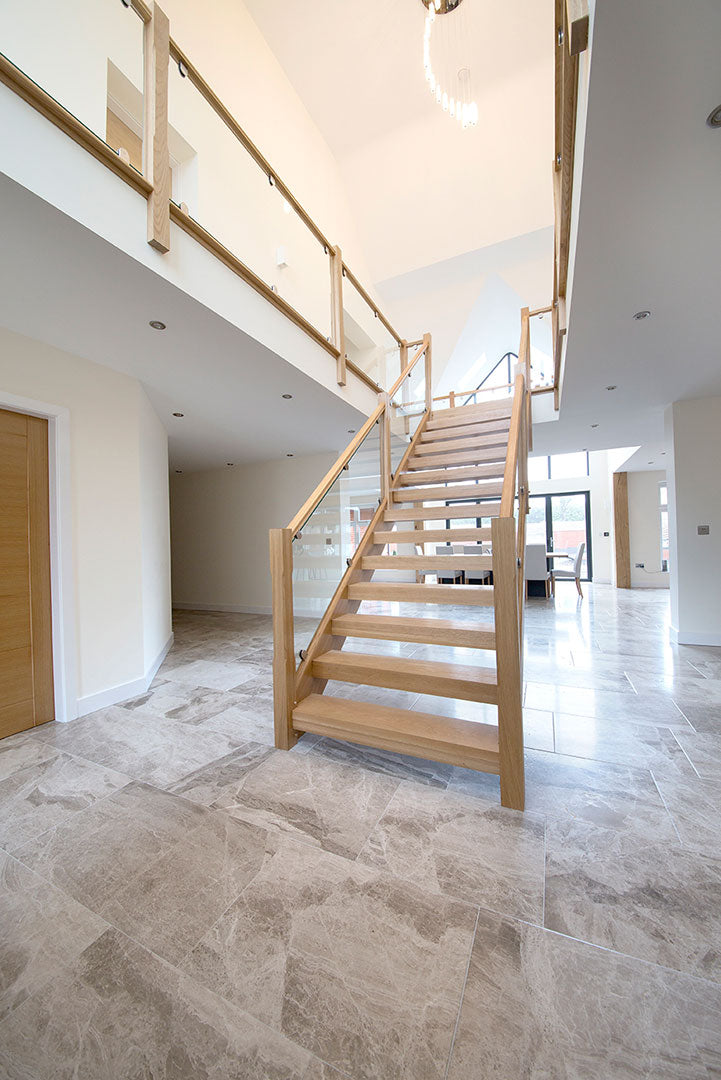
0 408 54 738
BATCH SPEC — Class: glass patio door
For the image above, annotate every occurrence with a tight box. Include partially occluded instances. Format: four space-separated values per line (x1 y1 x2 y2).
527 492 592 580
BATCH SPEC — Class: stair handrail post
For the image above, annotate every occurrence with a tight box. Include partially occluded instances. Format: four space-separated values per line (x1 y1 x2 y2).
379 394 391 503
144 1 171 252
330 244 346 387
423 332 433 413
269 528 297 750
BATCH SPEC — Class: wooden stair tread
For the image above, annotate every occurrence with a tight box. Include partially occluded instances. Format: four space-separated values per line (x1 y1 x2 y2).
393 481 503 503
347 581 495 605
421 421 510 444
331 613 496 648
373 526 492 545
361 554 492 570
427 407 512 431
312 650 498 703
411 448 507 469
292 695 500 772
384 502 501 521
399 464 504 485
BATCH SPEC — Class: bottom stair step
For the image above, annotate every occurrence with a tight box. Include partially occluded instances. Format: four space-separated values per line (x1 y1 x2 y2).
311 650 498 703
331 613 496 649
293 694 500 773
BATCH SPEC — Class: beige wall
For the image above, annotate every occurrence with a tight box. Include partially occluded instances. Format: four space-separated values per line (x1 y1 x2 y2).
0 327 171 715
170 453 337 613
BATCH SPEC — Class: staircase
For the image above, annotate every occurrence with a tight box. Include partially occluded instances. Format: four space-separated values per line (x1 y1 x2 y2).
270 332 531 811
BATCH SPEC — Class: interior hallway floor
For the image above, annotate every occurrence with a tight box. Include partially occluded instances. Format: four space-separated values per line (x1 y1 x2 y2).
1 584 720 1078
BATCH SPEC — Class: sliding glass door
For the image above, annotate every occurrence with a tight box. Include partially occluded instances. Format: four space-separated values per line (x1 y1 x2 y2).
528 492 592 580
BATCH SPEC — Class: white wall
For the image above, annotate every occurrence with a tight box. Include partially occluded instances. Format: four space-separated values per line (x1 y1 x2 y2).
170 452 337 613
666 396 721 645
0 327 172 715
628 469 668 589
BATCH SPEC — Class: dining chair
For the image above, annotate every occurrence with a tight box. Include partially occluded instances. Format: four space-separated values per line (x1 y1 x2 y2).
552 542 586 597
524 542 552 598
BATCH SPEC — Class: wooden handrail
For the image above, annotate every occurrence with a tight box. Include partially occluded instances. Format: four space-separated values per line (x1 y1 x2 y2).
500 374 525 517
342 263 402 346
130 0 152 22
387 340 428 401
287 403 385 537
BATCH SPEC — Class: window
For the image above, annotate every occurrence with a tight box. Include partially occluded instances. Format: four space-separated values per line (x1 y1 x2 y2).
659 482 669 572
549 452 590 480
528 456 550 482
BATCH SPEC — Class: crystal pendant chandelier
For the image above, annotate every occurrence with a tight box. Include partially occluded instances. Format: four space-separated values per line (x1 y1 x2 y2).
421 0 478 129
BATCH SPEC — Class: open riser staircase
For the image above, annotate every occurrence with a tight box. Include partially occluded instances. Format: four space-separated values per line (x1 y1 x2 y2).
271 328 531 811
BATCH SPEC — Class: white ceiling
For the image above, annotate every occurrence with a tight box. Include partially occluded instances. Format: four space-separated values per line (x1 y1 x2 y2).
244 0 554 286
537 0 721 461
0 175 365 471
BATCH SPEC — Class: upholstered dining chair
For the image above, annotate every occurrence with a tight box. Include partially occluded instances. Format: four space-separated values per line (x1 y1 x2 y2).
552 542 586 597
524 542 552 598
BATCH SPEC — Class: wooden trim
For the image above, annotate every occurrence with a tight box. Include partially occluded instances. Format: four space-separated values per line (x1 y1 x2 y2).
555 0 579 301
387 340 428 401
566 0 590 54
130 0 152 20
528 305 553 317
530 385 555 396
0 54 153 199
345 358 382 394
330 245 346 386
288 404 385 535
269 528 297 749
169 203 338 360
500 375 525 516
400 340 409 370
492 515 525 811
379 394 391 504
341 262 402 345
144 3 171 252
27 416 54 724
613 472 631 589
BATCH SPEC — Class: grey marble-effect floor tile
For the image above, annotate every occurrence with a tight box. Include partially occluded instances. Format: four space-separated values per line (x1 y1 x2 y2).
0 730 59 782
545 818 721 982
451 749 679 839
162 657 265 692
410 694 555 752
554 714 696 777
306 735 455 787
120 681 246 724
672 730 721 780
32 706 248 787
627 672 721 708
213 749 400 859
524 681 691 727
182 835 477 1080
672 701 721 734
655 774 721 858
166 742 276 805
358 781 545 920
0 927 339 1079
0 850 107 1022
0 752 130 856
198 702 277 744
447 908 721 1080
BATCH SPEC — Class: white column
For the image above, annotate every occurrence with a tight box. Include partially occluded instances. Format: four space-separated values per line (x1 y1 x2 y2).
665 396 721 646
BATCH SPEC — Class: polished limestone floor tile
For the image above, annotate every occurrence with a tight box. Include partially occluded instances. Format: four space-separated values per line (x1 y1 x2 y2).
182 835 477 1080
447 908 721 1080
211 748 400 859
544 818 721 982
0 850 107 1023
654 774 721 858
0 750 130 856
553 713 696 777
0 927 338 1079
524 681 691 727
306 735 455 787
358 780 545 920
672 730 721 779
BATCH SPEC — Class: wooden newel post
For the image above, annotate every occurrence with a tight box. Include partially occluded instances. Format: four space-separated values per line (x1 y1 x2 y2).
144 2 171 252
379 394 391 502
269 528 297 750
423 332 432 413
492 515 525 811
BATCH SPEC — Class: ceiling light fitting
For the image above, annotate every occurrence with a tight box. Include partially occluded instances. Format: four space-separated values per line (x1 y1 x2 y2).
707 105 721 128
149 320 166 330
286 453 294 457
172 412 184 418
605 386 617 391
591 423 599 428
282 393 293 399
633 310 651 320
421 0 477 129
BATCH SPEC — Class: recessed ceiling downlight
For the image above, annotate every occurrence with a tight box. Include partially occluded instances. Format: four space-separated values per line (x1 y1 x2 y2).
591 423 599 428
172 412 184 418
707 104 721 128
282 393 293 399
605 386 617 391
286 453 294 457
149 320 166 330
633 310 651 321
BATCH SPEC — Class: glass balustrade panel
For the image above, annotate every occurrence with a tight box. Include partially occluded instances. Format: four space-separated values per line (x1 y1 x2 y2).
343 273 401 390
389 350 426 475
529 310 554 389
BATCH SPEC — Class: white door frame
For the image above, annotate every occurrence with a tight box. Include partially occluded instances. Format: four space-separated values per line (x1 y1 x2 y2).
0 390 77 722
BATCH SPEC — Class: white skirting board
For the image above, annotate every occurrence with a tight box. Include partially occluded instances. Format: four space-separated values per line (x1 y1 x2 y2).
172 602 272 616
669 626 721 647
73 633 174 718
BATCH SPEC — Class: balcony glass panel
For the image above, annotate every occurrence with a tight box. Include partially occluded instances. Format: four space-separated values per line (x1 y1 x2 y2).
389 350 426 475
529 310 554 388
343 273 401 390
